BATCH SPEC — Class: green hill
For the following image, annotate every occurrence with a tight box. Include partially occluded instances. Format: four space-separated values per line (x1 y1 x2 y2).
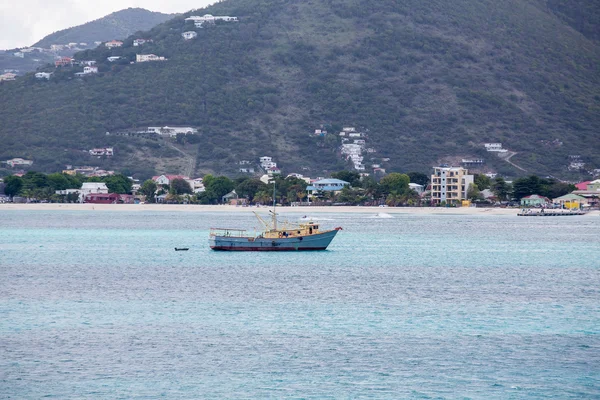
1 0 599 179
33 8 174 48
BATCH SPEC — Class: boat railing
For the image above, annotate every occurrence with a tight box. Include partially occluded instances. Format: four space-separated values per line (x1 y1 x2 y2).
209 228 250 237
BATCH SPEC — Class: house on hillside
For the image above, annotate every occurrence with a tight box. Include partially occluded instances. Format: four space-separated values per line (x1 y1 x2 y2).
133 39 152 46
83 66 98 74
107 56 121 62
4 158 33 167
147 126 197 137
105 40 123 48
182 31 198 40
54 57 73 67
89 147 113 156
35 72 52 79
185 14 238 28
0 73 17 81
267 167 281 176
136 54 166 62
484 143 508 153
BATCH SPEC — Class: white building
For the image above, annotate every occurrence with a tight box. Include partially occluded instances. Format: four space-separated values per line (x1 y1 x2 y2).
152 174 190 186
107 56 121 62
105 40 123 48
190 178 205 193
133 39 151 46
83 66 98 74
136 54 166 63
185 14 238 27
484 143 508 153
35 72 52 79
409 183 424 195
147 126 197 137
89 147 114 156
79 182 109 201
182 31 198 40
0 73 17 81
4 158 33 167
259 156 277 169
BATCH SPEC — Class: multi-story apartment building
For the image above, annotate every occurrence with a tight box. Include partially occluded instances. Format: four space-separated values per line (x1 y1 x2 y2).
430 166 474 205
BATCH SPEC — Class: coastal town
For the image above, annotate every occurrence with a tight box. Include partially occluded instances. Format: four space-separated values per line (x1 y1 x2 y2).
1 148 598 212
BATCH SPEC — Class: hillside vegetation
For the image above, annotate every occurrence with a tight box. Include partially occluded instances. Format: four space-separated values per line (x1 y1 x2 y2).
33 8 174 48
1 0 599 179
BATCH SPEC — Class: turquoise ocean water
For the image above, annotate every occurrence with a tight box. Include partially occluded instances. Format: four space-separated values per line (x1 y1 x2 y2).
0 210 599 398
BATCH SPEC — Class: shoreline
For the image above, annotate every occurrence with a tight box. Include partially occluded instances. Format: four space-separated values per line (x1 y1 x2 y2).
1 203 598 216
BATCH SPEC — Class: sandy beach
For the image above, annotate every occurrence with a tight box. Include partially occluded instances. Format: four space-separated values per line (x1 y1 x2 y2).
1 203 598 216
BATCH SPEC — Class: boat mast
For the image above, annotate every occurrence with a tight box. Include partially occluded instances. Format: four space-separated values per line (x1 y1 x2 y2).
272 180 277 230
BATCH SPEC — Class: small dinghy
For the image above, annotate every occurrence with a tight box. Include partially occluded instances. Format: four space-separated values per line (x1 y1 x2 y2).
174 248 189 251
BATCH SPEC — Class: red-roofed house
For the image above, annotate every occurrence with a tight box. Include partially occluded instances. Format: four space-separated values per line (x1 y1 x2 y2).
575 181 591 191
105 40 123 48
55 56 73 67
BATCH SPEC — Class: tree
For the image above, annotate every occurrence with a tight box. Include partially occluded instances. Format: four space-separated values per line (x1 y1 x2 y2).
407 171 429 186
474 174 491 190
140 179 157 202
380 173 410 195
545 182 575 199
492 177 511 201
235 178 268 200
512 175 542 200
204 176 234 203
47 173 71 191
4 176 23 197
102 174 132 194
253 190 272 205
170 178 192 195
331 170 361 187
467 183 482 201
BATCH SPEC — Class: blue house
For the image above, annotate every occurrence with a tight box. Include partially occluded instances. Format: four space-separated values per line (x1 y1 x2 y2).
306 178 350 199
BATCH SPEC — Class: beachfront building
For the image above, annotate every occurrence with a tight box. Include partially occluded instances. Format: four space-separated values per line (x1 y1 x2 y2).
306 178 350 200
520 194 550 207
430 166 474 205
552 194 588 209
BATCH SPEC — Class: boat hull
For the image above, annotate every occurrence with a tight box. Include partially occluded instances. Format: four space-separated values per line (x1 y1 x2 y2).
209 229 339 251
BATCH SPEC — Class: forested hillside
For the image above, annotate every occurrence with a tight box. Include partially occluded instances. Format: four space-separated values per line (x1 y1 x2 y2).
1 0 599 179
33 8 174 48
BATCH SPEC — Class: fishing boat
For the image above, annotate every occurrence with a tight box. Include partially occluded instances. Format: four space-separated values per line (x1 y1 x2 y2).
209 185 342 251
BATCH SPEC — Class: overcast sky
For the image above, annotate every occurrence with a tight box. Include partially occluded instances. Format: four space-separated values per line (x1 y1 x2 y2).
0 0 215 50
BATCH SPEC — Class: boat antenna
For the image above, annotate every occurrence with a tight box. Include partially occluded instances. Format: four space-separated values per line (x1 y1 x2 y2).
272 180 277 230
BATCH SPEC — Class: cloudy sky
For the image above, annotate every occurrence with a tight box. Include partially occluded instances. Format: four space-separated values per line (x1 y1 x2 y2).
0 0 215 50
